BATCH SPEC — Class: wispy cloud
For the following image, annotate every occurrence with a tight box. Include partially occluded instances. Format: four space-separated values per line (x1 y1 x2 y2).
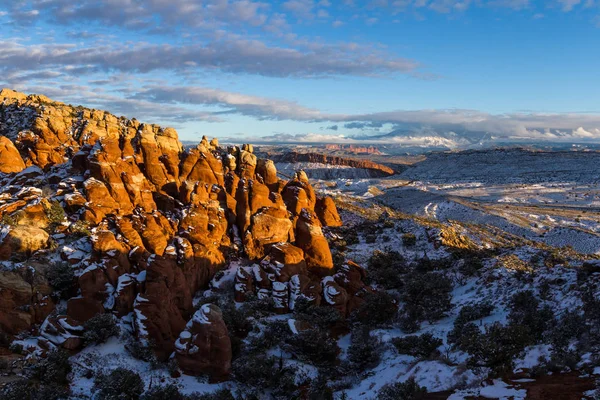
0 36 421 78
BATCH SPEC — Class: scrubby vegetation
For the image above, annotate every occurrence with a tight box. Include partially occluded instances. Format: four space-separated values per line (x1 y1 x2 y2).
45 261 75 299
94 367 145 400
399 271 453 332
0 350 73 400
365 250 406 289
347 327 381 371
378 377 427 400
392 333 442 360
83 313 120 345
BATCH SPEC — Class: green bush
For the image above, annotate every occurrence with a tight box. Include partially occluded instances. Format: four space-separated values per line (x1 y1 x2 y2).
231 353 298 396
45 262 75 299
125 339 159 367
402 233 417 246
454 302 494 328
285 327 339 367
459 256 485 276
548 312 586 351
448 322 482 353
83 313 120 345
46 201 66 226
448 302 494 346
414 257 452 273
581 285 600 322
294 297 345 330
188 389 237 400
392 333 442 359
27 349 72 385
366 250 406 289
347 327 381 371
0 380 69 400
141 384 186 400
70 220 92 237
508 290 554 342
401 272 453 324
351 291 397 327
94 368 144 400
378 377 427 400
466 322 532 375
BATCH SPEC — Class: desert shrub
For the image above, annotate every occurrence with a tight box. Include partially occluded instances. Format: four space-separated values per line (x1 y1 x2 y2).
294 297 345 330
232 353 298 396
398 307 422 334
466 322 532 375
548 312 587 351
285 327 339 367
45 262 75 299
350 291 397 327
366 250 406 289
365 234 377 244
414 257 453 273
83 313 120 345
448 322 482 353
452 302 494 331
1 213 17 226
218 302 254 359
581 285 600 322
401 272 452 324
332 251 346 269
402 233 417 246
237 294 275 321
378 377 427 400
70 220 92 237
392 333 442 359
46 200 66 226
27 349 72 385
347 327 381 371
246 320 290 353
447 302 492 347
0 380 69 400
141 384 186 400
508 290 554 342
94 367 144 400
125 339 159 366
458 256 485 276
188 389 237 400
344 230 359 246
306 374 336 400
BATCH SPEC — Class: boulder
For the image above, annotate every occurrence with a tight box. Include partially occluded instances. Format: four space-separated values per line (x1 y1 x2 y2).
0 136 26 174
294 210 334 271
175 304 232 380
0 225 49 260
315 196 343 227
321 276 348 316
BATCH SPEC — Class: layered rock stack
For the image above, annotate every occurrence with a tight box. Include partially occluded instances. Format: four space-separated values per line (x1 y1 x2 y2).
0 89 345 379
234 244 372 317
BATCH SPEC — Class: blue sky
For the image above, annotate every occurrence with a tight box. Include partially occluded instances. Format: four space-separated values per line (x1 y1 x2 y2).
1 0 600 145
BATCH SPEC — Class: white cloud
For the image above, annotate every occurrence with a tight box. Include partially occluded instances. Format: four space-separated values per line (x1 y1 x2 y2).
0 36 421 78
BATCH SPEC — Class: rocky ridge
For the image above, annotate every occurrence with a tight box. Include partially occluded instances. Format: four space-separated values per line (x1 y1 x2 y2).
275 151 395 177
0 89 368 380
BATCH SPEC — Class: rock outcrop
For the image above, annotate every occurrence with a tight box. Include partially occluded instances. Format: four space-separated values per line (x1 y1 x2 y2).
276 151 395 176
175 304 232 380
0 90 353 380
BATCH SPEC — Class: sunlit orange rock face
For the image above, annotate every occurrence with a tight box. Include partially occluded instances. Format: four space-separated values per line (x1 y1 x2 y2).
0 90 349 379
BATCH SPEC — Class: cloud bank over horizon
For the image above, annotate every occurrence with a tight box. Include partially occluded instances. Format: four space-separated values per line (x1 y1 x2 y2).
1 0 600 145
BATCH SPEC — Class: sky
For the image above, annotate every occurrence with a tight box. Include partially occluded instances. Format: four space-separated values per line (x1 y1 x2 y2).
1 0 600 145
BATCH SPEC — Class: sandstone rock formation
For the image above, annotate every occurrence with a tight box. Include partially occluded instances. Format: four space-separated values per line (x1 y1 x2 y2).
175 304 232 380
0 90 356 380
276 151 395 176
